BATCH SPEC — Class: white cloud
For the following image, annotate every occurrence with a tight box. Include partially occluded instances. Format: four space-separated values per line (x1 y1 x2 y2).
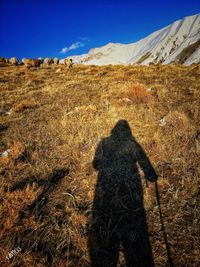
60 41 84 54
79 37 90 42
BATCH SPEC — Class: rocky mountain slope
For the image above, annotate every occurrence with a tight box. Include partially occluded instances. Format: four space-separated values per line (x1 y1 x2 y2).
67 13 200 65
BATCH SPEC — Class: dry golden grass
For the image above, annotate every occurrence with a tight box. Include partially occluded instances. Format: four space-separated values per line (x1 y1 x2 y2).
119 84 151 104
0 63 200 266
11 99 38 113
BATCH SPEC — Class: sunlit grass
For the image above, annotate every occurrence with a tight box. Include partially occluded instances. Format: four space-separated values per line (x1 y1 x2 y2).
0 63 199 266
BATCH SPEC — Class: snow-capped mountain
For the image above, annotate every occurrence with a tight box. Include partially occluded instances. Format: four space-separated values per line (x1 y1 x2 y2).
66 14 200 65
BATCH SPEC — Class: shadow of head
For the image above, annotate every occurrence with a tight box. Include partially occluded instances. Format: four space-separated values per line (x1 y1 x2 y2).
110 119 133 141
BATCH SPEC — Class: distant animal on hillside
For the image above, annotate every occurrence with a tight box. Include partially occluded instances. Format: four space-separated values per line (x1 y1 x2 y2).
53 57 59 65
9 57 19 66
0 57 9 67
63 58 73 68
0 57 7 63
44 57 53 65
38 57 43 64
22 58 42 68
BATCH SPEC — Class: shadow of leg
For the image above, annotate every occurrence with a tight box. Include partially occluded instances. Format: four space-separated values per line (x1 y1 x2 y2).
89 232 120 267
121 212 154 267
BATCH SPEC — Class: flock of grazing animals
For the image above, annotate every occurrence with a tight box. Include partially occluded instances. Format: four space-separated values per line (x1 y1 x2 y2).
0 57 73 69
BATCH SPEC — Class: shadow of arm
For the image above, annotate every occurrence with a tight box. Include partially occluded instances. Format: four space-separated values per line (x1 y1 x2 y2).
93 140 105 171
134 141 158 182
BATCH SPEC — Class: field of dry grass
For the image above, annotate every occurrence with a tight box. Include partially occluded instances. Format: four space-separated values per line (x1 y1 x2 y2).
0 63 200 266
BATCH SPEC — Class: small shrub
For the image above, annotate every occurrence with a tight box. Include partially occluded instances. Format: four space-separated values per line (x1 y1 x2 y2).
11 99 38 112
122 85 151 104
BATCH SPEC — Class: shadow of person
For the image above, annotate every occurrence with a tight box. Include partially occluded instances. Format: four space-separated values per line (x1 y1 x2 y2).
89 120 158 267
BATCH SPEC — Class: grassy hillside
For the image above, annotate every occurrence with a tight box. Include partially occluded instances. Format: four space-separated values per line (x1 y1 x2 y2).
0 64 200 266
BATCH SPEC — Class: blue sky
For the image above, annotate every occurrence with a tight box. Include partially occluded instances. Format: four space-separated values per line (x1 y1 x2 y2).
0 0 199 60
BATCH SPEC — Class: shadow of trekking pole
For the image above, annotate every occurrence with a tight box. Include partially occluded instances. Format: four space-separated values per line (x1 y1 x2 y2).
155 181 174 267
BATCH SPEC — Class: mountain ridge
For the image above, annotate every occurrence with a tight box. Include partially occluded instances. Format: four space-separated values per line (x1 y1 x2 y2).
65 13 200 65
